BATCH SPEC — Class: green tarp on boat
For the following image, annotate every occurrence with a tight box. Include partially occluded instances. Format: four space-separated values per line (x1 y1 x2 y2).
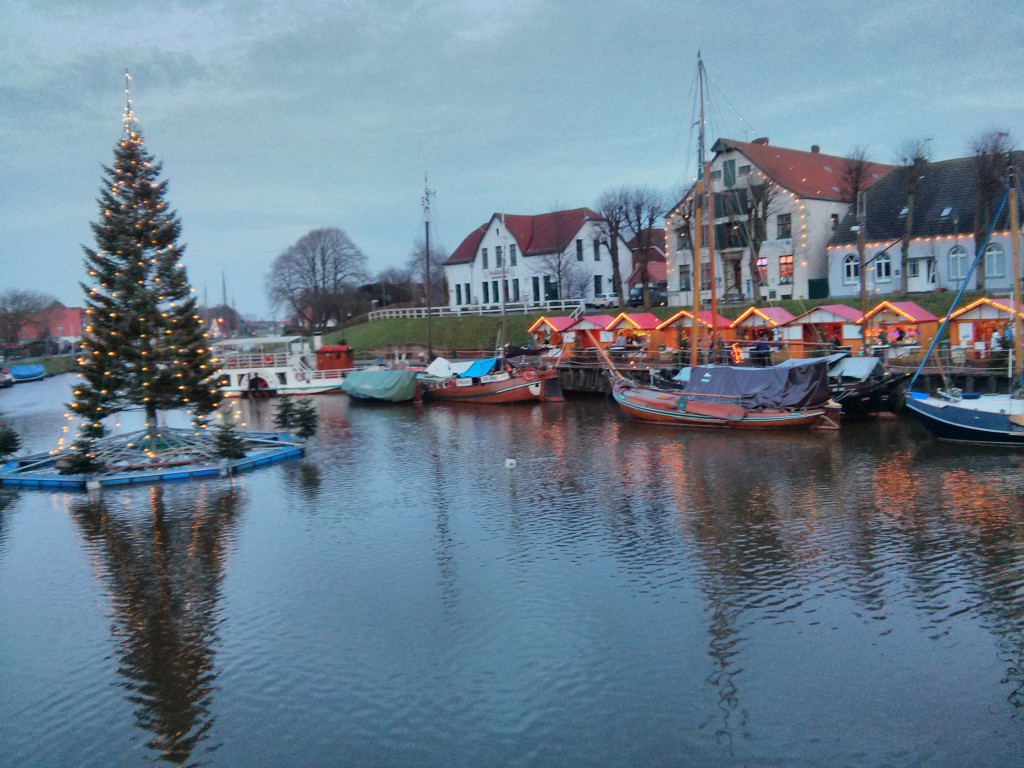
341 369 419 402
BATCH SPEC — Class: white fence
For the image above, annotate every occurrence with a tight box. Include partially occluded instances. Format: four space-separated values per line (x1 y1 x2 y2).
368 300 586 322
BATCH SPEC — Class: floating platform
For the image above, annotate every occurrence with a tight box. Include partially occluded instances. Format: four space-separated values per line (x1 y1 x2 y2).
0 429 303 490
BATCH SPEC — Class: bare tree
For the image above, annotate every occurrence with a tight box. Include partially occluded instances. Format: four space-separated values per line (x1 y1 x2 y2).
406 239 449 307
594 188 630 309
265 228 368 330
623 186 667 307
972 129 1013 291
0 289 54 346
896 138 931 293
842 146 874 315
743 174 782 305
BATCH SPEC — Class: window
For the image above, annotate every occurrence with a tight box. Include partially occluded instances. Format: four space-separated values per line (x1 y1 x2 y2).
513 279 521 301
576 239 584 261
843 253 859 284
594 275 602 295
711 170 722 181
481 247 488 269
831 213 839 231
985 243 1005 278
465 283 471 303
482 282 490 303
948 245 969 280
543 275 557 300
723 159 736 187
757 256 768 285
495 245 503 268
532 276 540 303
875 252 891 282
678 264 691 291
677 229 689 251
456 284 462 305
927 259 936 284
738 164 751 177
501 279 509 301
510 244 517 266
492 280 499 302
779 254 794 284
909 261 920 279
700 261 711 290
776 214 791 239
898 206 909 219
940 206 953 219
593 239 600 261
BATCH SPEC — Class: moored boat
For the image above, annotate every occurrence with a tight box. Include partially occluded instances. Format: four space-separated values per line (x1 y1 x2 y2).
213 336 351 398
419 356 563 404
342 368 422 403
611 357 838 429
904 389 1024 445
828 354 908 418
6 364 45 383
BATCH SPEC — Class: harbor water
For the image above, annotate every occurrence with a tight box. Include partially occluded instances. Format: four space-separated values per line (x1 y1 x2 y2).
1 374 1023 766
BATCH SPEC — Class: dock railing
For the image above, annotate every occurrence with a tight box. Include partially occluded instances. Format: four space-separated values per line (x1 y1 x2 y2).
368 300 586 322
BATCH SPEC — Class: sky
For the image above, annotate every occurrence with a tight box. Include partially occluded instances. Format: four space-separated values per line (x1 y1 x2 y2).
2 0 1022 318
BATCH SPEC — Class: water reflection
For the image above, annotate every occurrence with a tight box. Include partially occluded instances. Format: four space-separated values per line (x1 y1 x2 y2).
68 484 242 765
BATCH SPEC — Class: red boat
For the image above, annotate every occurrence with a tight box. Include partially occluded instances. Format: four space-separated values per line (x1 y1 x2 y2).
418 357 563 404
610 358 839 430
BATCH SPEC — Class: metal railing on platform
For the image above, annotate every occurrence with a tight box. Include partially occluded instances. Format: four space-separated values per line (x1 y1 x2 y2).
368 300 586 322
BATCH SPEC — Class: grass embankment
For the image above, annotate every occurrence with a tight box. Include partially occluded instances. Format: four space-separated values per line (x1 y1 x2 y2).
326 291 987 354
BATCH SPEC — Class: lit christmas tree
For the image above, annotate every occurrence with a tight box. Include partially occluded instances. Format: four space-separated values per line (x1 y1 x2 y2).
69 72 221 461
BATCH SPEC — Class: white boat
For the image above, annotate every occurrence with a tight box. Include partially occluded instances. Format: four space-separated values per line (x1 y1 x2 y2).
212 335 351 398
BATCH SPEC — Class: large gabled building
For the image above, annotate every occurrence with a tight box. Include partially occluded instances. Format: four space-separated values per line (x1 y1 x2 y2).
665 137 891 307
443 208 633 310
827 152 1024 297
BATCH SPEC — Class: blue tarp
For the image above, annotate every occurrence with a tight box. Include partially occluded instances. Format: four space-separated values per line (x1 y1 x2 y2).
456 357 500 378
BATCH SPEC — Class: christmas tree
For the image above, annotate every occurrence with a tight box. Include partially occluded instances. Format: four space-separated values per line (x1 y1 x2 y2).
69 73 221 459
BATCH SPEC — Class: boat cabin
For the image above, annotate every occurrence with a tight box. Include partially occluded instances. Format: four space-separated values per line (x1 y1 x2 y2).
860 301 938 360
316 344 353 371
787 303 863 358
946 297 1023 360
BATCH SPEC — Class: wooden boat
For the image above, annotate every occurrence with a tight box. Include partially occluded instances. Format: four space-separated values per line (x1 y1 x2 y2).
341 368 422 403
611 358 838 429
6 363 45 383
212 336 351 398
419 356 563 404
827 354 908 418
904 174 1024 445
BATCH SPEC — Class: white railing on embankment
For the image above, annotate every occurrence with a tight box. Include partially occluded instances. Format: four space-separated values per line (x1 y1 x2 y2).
368 300 586 322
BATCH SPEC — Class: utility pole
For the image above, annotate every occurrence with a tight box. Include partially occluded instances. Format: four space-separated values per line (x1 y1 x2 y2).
423 173 435 361
856 190 868 353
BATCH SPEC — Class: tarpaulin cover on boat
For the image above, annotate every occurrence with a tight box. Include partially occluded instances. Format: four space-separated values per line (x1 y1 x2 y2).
682 357 832 410
341 369 419 402
423 357 501 379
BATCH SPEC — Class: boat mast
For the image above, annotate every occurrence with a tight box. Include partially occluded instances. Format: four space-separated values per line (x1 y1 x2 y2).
1011 178 1022 383
423 174 434 361
698 53 719 355
690 182 703 368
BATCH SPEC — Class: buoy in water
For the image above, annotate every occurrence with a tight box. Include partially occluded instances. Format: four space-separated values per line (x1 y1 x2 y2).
505 458 517 469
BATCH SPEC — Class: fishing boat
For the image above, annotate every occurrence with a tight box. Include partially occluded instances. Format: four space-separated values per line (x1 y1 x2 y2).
612 357 838 429
6 363 45 383
904 171 1024 445
212 336 351 398
418 356 563 404
341 368 422 403
827 354 908 418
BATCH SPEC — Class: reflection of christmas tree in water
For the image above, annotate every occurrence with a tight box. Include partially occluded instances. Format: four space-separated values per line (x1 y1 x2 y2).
70 485 241 763
65 71 220 474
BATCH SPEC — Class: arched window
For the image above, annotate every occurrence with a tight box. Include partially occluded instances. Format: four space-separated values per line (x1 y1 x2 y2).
843 253 859 284
984 243 1005 278
948 245 969 281
875 252 891 282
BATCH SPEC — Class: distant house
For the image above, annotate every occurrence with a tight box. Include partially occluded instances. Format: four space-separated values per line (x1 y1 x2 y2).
827 151 1024 297
665 137 891 306
625 228 667 290
443 208 633 310
18 301 86 349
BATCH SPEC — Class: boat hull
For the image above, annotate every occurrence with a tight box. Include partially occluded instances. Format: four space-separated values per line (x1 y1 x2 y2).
341 369 421 403
612 380 830 429
904 394 1024 446
421 369 562 405
7 364 45 383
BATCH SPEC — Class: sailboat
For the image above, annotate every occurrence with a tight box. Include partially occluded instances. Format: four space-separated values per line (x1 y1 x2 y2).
904 172 1024 445
605 53 838 430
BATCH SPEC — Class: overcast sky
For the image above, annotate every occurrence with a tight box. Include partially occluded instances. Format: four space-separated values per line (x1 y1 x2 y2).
2 0 1021 317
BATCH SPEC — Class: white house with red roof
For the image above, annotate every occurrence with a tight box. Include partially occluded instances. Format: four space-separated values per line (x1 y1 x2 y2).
442 208 633 311
665 137 891 307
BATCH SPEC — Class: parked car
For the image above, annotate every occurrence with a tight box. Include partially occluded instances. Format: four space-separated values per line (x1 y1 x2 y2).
587 292 619 309
627 286 667 307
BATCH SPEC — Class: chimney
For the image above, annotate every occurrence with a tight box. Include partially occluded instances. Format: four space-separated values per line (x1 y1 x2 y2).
811 144 820 153
752 137 769 145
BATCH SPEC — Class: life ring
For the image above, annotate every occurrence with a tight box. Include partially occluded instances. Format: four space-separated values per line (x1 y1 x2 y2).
264 354 274 365
523 369 538 382
296 370 307 382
